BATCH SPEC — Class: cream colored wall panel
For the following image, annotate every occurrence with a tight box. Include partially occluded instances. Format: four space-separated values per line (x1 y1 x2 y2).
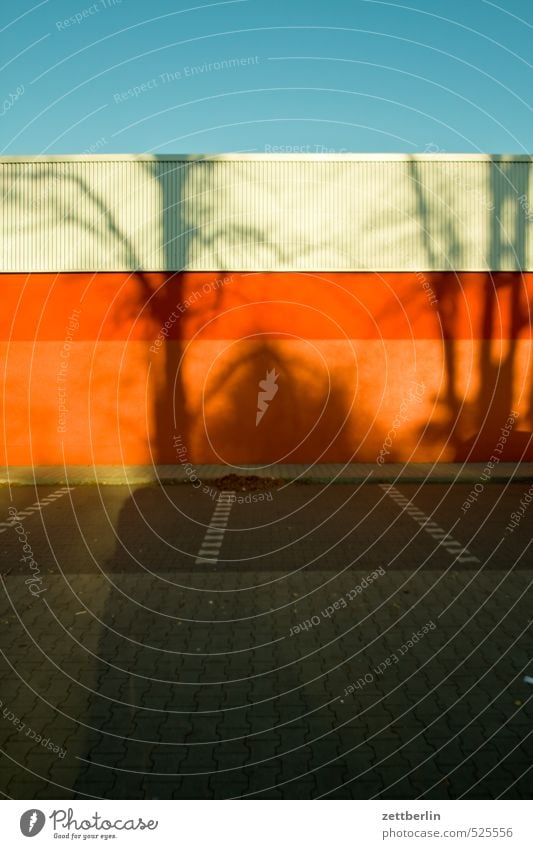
1 154 532 272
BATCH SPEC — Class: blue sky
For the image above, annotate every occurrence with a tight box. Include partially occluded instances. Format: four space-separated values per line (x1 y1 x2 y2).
1 0 531 154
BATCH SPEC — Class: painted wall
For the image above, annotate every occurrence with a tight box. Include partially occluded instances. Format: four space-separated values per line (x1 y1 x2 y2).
2 271 532 466
2 155 533 273
2 155 532 467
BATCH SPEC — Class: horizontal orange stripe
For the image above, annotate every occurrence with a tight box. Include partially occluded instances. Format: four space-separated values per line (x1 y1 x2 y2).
2 339 532 465
1 272 532 341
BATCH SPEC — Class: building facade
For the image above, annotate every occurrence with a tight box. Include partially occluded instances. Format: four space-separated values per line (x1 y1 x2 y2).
1 153 532 466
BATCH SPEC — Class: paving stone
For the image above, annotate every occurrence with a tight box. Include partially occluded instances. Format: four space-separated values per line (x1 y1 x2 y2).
1 481 531 798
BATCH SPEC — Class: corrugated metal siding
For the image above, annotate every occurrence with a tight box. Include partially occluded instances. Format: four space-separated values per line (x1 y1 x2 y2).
1 155 532 271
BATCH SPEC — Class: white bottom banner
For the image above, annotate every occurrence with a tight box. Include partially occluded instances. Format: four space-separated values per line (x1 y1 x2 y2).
1 800 530 848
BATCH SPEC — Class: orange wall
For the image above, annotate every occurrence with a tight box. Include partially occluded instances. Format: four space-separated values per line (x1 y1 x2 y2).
1 271 532 465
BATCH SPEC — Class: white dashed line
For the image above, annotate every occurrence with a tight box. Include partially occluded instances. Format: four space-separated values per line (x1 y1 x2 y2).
0 486 75 533
379 483 479 564
195 491 234 564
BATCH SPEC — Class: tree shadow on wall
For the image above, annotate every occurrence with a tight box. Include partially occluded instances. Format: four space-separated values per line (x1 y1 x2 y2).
406 155 533 462
7 157 404 465
157 159 359 465
5 161 192 463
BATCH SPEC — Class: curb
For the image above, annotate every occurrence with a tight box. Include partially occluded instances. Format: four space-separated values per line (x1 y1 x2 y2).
1 464 533 486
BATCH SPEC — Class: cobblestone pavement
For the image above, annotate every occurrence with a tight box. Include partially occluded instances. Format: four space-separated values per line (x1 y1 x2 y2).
0 482 531 800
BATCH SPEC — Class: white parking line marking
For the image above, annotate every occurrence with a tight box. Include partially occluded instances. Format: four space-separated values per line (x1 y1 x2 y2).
0 486 75 533
195 491 234 565
380 483 479 564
